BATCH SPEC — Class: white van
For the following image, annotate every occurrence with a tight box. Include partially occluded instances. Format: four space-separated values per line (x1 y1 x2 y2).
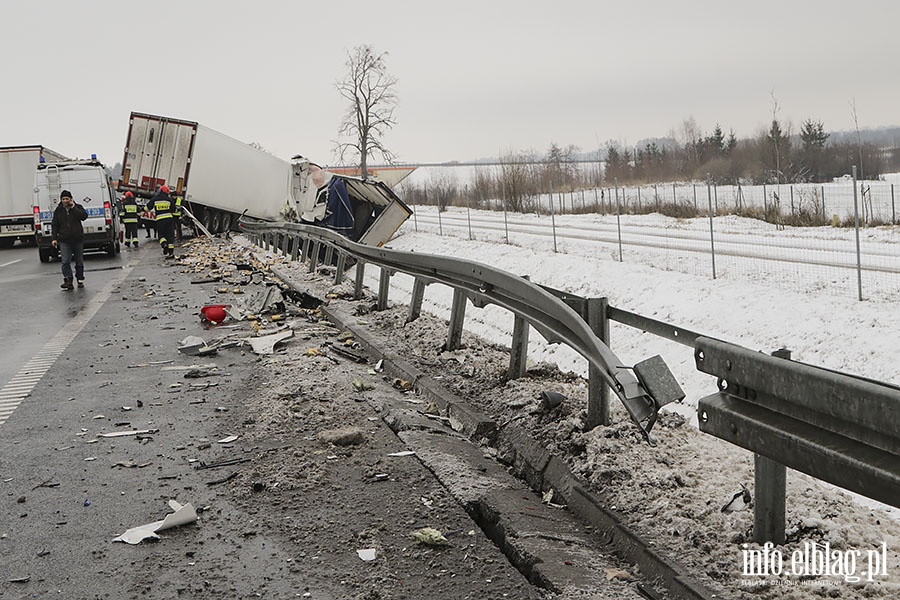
33 157 122 262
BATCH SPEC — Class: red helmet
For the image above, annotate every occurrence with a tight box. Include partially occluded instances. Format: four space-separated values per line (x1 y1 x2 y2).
160 185 170 194
124 191 134 198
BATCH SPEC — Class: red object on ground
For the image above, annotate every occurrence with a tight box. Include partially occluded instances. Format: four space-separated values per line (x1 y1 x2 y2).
200 305 228 324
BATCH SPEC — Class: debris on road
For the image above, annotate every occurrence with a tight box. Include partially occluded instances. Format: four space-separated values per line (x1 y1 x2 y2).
113 499 198 545
411 527 449 546
98 429 160 438
357 548 377 562
317 426 366 446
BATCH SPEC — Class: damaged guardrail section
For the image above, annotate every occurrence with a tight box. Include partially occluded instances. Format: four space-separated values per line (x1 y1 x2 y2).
240 219 684 444
695 336 900 542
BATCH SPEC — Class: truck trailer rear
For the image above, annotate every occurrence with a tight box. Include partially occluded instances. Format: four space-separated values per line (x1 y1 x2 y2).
0 145 68 248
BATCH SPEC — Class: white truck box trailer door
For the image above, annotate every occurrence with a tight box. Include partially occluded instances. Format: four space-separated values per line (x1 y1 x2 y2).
122 115 195 194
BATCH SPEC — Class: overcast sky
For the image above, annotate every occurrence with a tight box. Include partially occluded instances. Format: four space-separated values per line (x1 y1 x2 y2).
4 0 899 168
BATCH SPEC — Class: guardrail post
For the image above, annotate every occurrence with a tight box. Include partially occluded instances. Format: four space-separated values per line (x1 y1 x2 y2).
508 313 530 380
407 278 426 323
354 260 366 299
754 347 790 545
377 267 391 311
334 253 346 285
585 297 611 428
324 245 334 266
308 242 319 273
445 288 467 351
508 275 531 379
290 235 300 261
301 238 310 263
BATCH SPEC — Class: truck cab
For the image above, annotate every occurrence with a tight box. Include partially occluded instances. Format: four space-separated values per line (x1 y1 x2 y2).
33 158 122 262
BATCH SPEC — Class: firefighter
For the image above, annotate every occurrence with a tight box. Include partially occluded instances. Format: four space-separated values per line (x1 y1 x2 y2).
140 203 156 238
121 191 140 247
173 193 184 242
147 185 176 258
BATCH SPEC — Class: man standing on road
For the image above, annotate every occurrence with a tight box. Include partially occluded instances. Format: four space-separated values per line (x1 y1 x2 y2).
51 190 88 290
147 185 176 258
121 191 140 248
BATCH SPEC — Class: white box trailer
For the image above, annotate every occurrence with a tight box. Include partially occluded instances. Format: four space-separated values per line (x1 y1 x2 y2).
117 112 411 246
0 145 68 248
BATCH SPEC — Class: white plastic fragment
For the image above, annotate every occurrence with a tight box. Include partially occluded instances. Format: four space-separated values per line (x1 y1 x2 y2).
357 548 377 562
387 451 416 457
98 429 158 438
217 435 239 444
113 500 198 544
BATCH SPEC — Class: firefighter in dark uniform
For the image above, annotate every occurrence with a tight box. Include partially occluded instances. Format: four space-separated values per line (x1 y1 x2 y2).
173 193 184 242
147 185 176 258
122 191 140 247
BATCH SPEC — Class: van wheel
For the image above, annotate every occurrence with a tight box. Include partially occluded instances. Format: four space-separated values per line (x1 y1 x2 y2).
106 243 116 257
115 241 121 254
39 247 52 263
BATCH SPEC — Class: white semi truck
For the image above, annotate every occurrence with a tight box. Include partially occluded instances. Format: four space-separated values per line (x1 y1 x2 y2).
117 112 411 246
0 145 68 248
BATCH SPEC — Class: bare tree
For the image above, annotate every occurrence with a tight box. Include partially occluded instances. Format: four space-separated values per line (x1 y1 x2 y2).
335 45 398 178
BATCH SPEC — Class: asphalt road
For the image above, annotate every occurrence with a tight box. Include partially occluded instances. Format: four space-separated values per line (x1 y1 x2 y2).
0 239 550 600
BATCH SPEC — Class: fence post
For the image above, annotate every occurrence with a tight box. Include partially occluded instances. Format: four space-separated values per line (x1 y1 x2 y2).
549 181 558 253
301 238 310 263
508 276 530 379
377 267 391 311
585 297 610 428
707 180 717 279
445 288 466 351
290 234 300 261
465 184 473 240
754 348 790 545
614 179 623 262
407 278 426 323
852 166 863 301
502 183 510 244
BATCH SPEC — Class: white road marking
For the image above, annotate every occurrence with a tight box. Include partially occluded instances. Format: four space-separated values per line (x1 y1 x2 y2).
0 257 139 430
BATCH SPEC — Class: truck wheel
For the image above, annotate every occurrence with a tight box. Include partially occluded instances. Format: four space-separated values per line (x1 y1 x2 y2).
0 238 14 250
39 247 52 263
210 210 223 234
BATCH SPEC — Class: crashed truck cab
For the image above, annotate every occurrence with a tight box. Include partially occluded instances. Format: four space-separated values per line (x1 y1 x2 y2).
286 156 412 247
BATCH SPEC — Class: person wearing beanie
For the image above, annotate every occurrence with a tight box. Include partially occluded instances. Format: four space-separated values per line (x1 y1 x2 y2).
51 190 88 290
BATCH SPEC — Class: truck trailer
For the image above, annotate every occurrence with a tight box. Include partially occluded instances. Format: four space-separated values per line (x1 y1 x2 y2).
0 145 68 248
117 112 411 246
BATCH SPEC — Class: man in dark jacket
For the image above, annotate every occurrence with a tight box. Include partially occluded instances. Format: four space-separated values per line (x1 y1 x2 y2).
51 189 88 290
147 185 176 258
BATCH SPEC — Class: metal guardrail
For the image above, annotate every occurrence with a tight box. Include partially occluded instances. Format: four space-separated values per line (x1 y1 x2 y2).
239 219 684 444
240 218 900 543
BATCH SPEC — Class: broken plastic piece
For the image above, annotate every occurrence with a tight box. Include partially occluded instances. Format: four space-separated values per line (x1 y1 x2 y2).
200 304 229 324
357 548 377 561
242 329 293 355
113 500 198 544
411 527 449 546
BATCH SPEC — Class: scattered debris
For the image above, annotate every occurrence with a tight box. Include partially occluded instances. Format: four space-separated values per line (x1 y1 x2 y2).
411 527 449 546
317 426 366 446
113 500 198 544
242 329 293 355
217 435 239 444
387 450 416 457
351 378 375 392
539 390 566 412
98 429 159 438
721 483 752 513
177 336 219 356
357 548 377 562
200 304 229 324
605 567 635 582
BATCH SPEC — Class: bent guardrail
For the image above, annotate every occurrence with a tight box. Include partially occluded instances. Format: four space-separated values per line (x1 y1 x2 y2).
239 218 684 444
240 218 900 544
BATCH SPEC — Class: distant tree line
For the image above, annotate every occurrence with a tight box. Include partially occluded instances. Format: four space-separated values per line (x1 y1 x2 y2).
399 118 899 215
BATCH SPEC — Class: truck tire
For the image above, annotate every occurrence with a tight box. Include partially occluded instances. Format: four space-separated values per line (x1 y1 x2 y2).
210 210 223 234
